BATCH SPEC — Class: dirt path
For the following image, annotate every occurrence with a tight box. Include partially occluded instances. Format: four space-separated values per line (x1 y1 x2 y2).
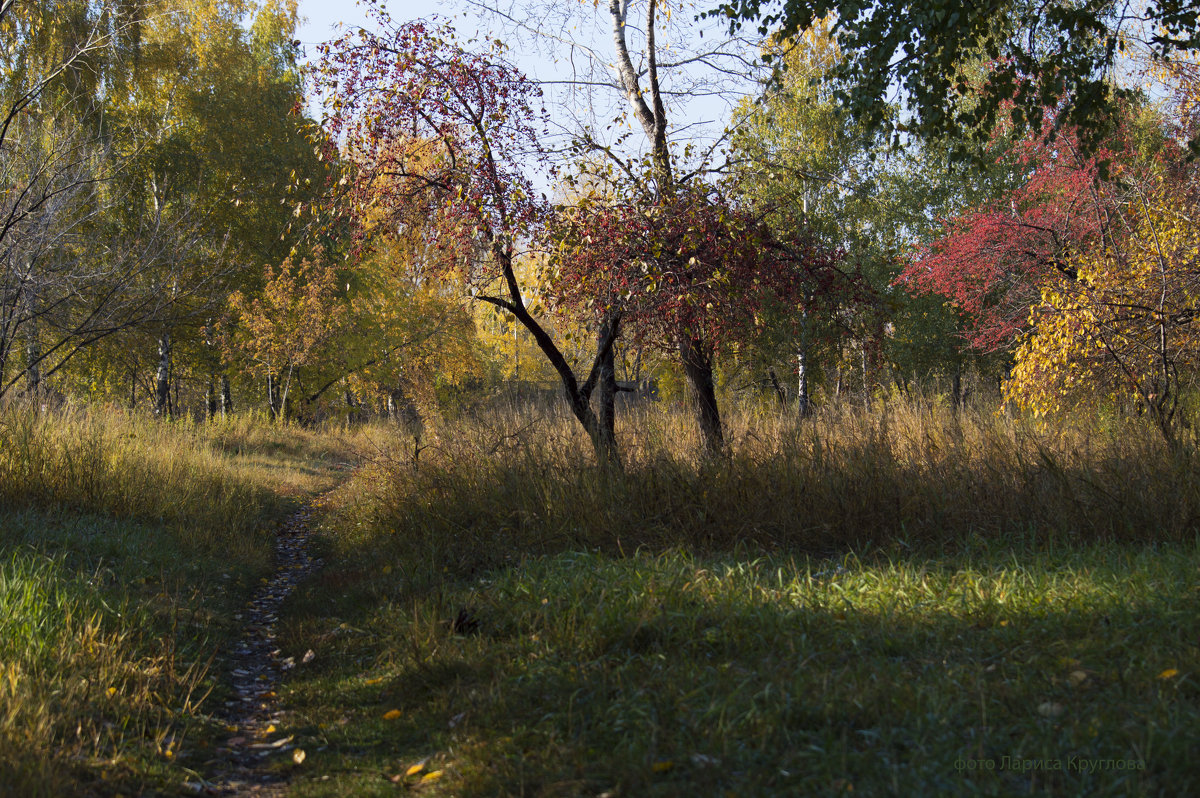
192 501 325 796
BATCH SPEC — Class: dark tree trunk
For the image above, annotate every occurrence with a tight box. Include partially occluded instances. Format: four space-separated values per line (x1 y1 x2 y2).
155 333 171 417
860 346 871 411
24 325 40 397
206 375 218 420
951 369 963 413
220 374 233 416
679 336 723 454
767 368 787 407
596 330 618 449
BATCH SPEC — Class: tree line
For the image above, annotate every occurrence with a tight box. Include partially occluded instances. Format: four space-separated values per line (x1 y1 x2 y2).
5 0 1200 458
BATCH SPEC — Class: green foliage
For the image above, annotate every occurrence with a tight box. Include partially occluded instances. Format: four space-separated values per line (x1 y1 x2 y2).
713 0 1200 158
731 24 1012 397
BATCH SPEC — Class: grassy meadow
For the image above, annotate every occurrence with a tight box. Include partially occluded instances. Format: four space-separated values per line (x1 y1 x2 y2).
274 398 1200 796
3 396 1199 795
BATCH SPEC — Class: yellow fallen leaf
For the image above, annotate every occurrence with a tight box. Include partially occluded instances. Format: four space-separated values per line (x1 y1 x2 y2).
383 709 402 720
652 760 675 773
265 724 276 734
292 748 306 765
1159 668 1179 680
406 762 426 777
1068 670 1089 686
365 677 384 686
420 770 443 783
106 687 117 697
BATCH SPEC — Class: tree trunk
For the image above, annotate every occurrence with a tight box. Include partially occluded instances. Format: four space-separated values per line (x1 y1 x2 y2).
951 369 963 413
767 368 787 406
680 336 723 454
205 375 218 420
860 346 871 411
25 328 40 397
596 330 618 449
266 372 280 420
155 333 171 417
796 349 810 418
796 298 811 418
389 385 424 440
220 373 233 416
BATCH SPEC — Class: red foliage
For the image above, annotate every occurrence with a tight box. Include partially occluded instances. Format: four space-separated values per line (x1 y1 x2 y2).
312 1 547 278
546 182 847 350
900 131 1109 352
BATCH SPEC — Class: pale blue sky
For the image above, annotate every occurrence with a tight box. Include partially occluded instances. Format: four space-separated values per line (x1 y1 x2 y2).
293 0 760 176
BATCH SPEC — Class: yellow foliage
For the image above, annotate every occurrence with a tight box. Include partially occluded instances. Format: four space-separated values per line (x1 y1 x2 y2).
1006 180 1200 431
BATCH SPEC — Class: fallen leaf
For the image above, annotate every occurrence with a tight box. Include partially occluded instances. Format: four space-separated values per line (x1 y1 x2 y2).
365 677 384 686
292 749 306 765
420 770 443 783
652 760 675 773
383 709 402 720
302 649 315 664
1068 670 1089 686
406 762 426 777
1159 668 1180 680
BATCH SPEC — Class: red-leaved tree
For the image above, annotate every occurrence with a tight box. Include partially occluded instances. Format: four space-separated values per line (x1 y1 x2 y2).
547 179 847 452
899 128 1110 353
313 3 626 463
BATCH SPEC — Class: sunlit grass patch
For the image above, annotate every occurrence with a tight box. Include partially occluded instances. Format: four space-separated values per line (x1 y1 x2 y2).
0 547 214 796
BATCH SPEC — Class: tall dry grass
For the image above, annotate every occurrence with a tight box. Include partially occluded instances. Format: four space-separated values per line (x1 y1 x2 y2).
0 400 363 548
336 397 1200 585
0 400 365 794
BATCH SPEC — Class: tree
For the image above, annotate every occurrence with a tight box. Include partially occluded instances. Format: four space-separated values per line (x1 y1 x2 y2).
226 250 346 420
899 126 1114 354
902 98 1200 441
101 0 325 416
1005 150 1200 443
547 175 843 448
313 3 627 463
713 0 1200 157
0 1 222 402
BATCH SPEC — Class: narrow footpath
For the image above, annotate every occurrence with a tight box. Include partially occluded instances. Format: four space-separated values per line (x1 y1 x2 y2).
193 501 325 796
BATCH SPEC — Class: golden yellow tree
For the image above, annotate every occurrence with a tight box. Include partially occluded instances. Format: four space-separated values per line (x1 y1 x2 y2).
1006 176 1200 442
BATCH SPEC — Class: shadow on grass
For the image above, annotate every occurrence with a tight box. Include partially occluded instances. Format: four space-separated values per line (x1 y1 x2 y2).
280 545 1200 797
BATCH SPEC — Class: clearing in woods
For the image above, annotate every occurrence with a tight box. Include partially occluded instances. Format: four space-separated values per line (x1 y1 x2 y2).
3 402 1199 796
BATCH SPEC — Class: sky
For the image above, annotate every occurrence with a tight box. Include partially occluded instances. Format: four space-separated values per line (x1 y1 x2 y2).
292 0 764 195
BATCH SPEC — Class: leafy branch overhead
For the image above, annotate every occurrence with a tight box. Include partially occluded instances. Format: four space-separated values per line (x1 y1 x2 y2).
711 0 1200 157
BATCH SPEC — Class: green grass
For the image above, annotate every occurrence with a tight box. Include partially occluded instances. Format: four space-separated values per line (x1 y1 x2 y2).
273 401 1200 796
0 401 364 796
278 544 1200 796
9 396 1200 794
